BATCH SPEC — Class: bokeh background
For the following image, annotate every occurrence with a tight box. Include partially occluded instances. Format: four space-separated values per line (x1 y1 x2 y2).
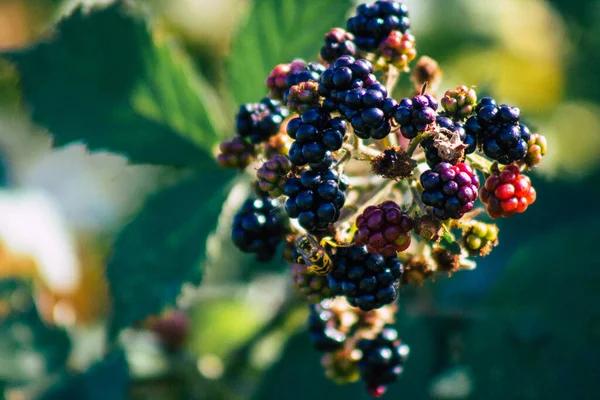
1 0 599 399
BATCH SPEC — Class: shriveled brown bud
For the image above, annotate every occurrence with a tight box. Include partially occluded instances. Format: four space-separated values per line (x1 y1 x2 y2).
371 146 414 180
322 349 360 384
411 56 442 94
401 256 435 287
432 246 461 274
414 214 444 242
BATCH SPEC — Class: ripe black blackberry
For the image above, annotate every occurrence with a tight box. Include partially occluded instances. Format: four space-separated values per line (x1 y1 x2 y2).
231 197 288 261
346 0 410 52
357 326 409 397
420 162 480 220
284 167 347 232
308 301 346 352
287 107 347 166
393 94 438 139
421 116 476 168
465 97 531 164
320 28 357 65
328 245 403 311
319 56 397 139
236 97 289 144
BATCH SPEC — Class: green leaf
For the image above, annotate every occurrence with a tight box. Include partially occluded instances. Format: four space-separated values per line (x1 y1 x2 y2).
439 231 461 255
3 1 225 168
107 169 235 338
227 0 353 105
40 349 129 400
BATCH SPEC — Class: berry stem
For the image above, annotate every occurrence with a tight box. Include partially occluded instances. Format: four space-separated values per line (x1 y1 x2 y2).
466 153 493 173
407 132 434 156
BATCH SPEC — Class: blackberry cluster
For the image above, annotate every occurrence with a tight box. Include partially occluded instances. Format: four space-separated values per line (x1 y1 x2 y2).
420 162 480 220
265 63 291 100
346 0 410 52
216 136 255 169
357 326 409 397
287 107 347 166
284 168 347 232
421 116 476 168
328 245 403 311
308 301 346 352
284 61 326 103
376 31 416 71
256 155 293 197
394 94 438 139
525 133 547 168
480 164 536 219
465 97 530 164
355 201 413 257
320 28 357 65
236 97 289 144
292 263 333 303
319 56 397 139
231 197 288 261
286 81 321 114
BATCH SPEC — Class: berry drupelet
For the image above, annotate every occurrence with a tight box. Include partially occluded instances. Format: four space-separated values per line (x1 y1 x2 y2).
421 116 476 168
465 97 531 164
231 197 288 261
480 164 536 219
319 56 397 139
286 81 321 114
236 97 289 144
355 201 413 257
394 94 438 139
287 107 347 166
346 0 410 52
357 326 409 397
328 245 403 311
308 301 347 352
320 28 357 65
284 168 347 232
420 162 480 220
216 136 255 169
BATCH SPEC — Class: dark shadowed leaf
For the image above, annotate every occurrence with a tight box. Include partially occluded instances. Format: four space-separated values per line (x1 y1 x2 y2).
3 2 225 168
107 169 234 337
227 0 353 105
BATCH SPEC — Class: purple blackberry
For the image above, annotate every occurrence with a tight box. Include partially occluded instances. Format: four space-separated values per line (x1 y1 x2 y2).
357 326 409 397
287 107 347 166
420 162 480 220
421 116 476 168
231 197 288 261
284 167 347 232
393 94 438 139
346 0 410 52
319 56 397 139
465 97 531 164
308 301 346 352
320 28 357 65
236 97 289 144
283 61 326 103
328 245 403 311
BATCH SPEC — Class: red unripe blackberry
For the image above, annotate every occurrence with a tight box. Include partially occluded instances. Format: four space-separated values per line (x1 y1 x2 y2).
355 201 413 257
480 164 536 219
376 30 416 71
217 136 255 169
286 81 321 114
256 155 293 197
266 63 292 100
320 28 357 65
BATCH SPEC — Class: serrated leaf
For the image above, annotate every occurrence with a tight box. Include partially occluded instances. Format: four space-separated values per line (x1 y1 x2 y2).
3 1 224 168
40 349 129 400
227 0 353 105
107 169 235 338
